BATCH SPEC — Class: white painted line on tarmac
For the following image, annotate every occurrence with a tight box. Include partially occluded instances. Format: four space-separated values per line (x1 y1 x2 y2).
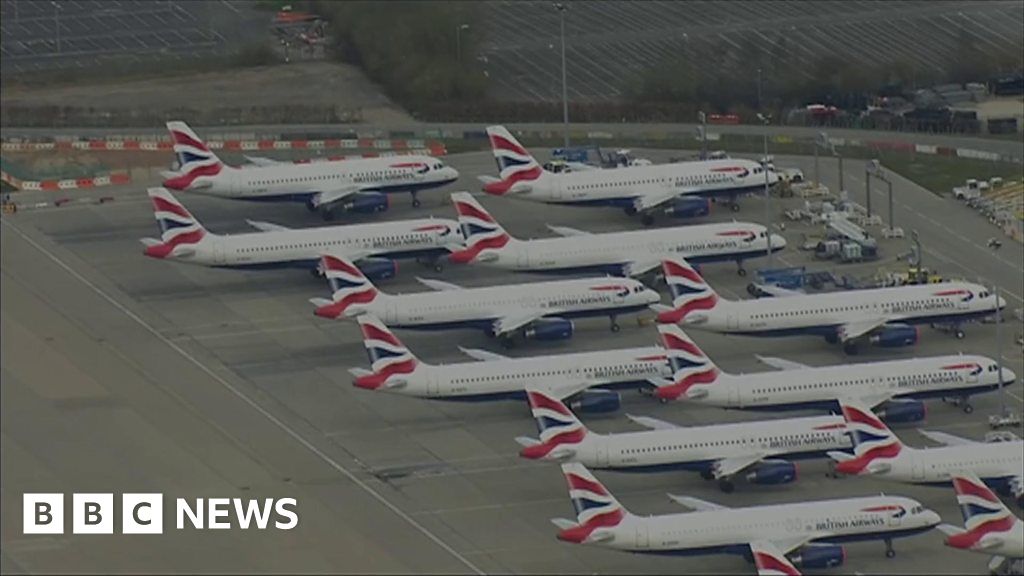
2 219 487 576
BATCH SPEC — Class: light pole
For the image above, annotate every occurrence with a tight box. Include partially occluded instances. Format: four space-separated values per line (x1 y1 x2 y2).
456 24 469 65
554 2 569 148
814 131 829 189
757 112 774 268
698 110 707 160
867 159 894 232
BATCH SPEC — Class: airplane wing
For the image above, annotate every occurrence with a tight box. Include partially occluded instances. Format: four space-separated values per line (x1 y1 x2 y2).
546 224 592 237
918 429 978 447
477 175 500 185
631 191 679 213
750 540 802 576
311 185 363 209
416 277 464 291
458 347 510 362
712 454 768 479
751 283 806 297
837 318 889 342
754 355 810 371
625 414 678 431
491 311 547 337
244 155 281 167
666 494 728 511
245 219 291 233
622 259 662 278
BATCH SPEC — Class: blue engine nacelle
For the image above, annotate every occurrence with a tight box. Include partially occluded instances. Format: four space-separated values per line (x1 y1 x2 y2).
569 389 621 414
877 399 926 424
789 544 845 570
524 318 574 341
343 192 389 214
870 324 919 348
665 197 711 219
356 258 397 282
745 460 797 485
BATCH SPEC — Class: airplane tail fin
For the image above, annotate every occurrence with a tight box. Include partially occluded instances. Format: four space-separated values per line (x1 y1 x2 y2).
447 192 515 264
656 257 721 325
518 390 588 461
832 400 903 476
555 463 627 544
945 472 1016 550
482 125 545 196
312 255 381 319
653 325 721 401
352 315 419 390
141 188 209 259
163 121 226 191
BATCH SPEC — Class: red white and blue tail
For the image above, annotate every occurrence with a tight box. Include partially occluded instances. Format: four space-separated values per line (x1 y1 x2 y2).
553 463 626 544
942 472 1018 551
311 255 380 319
163 121 225 191
656 257 720 324
352 315 419 391
447 192 513 264
654 325 720 401
141 188 208 259
518 390 587 461
482 126 544 196
750 541 801 576
832 400 902 476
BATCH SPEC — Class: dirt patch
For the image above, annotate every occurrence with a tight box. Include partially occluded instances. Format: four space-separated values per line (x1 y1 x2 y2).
1 62 414 125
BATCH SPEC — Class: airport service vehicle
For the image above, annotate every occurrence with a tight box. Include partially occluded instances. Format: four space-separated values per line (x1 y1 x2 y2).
479 126 778 224
161 121 459 219
140 188 460 277
447 192 785 277
517 389 850 492
830 400 1024 504
310 255 661 342
550 463 940 567
654 256 1005 353
348 315 669 413
938 472 1024 575
653 325 1013 422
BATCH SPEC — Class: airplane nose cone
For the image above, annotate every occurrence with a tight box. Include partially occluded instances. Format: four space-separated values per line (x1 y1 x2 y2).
769 233 787 249
445 167 460 182
642 288 662 304
996 295 1007 310
922 509 942 527
999 367 1017 385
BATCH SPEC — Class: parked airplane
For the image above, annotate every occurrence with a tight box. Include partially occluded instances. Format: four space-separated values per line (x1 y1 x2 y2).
140 188 460 277
653 325 1013 422
517 389 850 492
161 121 459 219
654 256 1005 353
310 255 660 342
829 400 1023 505
479 125 778 224
349 315 670 412
550 462 939 567
447 192 784 277
937 472 1023 574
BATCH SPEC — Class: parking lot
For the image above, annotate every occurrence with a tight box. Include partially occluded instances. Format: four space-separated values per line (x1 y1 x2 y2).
2 147 1022 574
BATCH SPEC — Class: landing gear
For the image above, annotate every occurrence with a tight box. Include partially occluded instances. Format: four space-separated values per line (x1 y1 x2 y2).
700 469 714 481
306 199 318 212
641 214 655 227
962 400 974 414
884 539 895 559
955 329 965 339
736 261 747 277
718 478 735 493
411 191 421 208
843 342 860 355
610 316 621 333
730 203 740 213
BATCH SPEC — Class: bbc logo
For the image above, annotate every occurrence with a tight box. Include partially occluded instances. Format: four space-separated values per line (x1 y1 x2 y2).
24 494 162 534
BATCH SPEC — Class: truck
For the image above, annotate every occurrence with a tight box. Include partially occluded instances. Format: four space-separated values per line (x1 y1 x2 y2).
953 178 982 201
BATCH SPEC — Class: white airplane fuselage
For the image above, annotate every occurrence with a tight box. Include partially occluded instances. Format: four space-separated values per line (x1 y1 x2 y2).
477 224 786 274
500 159 775 207
589 496 939 554
686 355 1012 411
566 415 850 472
159 219 460 269
870 441 1024 490
686 282 1003 338
175 155 459 202
334 277 661 332
363 346 670 399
